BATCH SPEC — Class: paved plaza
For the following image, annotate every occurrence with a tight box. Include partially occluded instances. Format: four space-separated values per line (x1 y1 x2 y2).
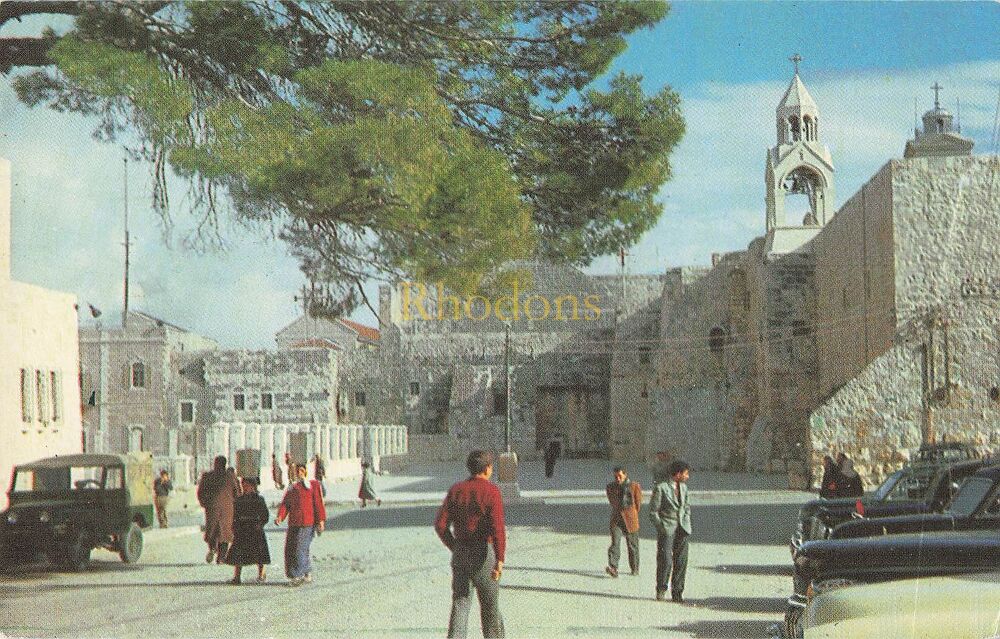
1 461 809 638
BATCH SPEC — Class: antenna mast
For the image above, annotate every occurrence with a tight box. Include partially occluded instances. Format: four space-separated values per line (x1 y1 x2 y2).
122 155 131 329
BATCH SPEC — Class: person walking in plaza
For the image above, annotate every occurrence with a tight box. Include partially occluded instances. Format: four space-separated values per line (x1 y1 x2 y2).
275 463 326 586
284 451 296 487
605 466 642 578
358 460 380 508
226 477 271 584
434 450 506 639
197 456 241 564
543 439 561 479
649 460 691 603
272 454 285 490
152 469 173 528
313 453 326 497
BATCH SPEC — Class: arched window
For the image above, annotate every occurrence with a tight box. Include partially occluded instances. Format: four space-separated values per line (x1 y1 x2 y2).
130 362 146 388
789 116 801 142
709 327 726 354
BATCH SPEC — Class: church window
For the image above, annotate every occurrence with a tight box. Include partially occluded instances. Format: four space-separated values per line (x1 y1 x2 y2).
261 392 273 410
180 401 195 423
233 393 245 410
20 368 33 422
50 371 62 422
355 391 367 407
709 327 726 354
130 362 146 388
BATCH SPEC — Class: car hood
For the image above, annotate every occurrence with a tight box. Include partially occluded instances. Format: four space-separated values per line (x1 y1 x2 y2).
800 497 870 518
799 529 1000 577
804 572 1000 639
831 512 955 539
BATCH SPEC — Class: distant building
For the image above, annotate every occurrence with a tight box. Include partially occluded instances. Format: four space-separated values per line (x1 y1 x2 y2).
0 155 83 499
79 310 218 463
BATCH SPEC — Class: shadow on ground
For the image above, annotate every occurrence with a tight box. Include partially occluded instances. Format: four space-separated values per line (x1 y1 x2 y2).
659 619 776 638
327 501 801 545
712 563 793 577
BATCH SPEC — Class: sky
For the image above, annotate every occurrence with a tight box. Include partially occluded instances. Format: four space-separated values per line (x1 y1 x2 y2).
2 2 999 348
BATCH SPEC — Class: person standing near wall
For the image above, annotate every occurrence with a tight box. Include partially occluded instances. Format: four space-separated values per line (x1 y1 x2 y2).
275 463 326 586
605 466 642 577
649 460 691 603
313 453 326 497
434 450 506 638
272 454 285 490
153 469 173 529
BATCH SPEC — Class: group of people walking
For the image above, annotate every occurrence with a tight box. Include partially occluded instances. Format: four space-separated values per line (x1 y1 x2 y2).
818 452 865 498
194 454 378 587
434 452 694 639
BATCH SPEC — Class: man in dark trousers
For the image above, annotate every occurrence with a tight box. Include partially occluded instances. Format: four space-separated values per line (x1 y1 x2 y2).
543 440 561 478
649 460 691 602
153 470 173 528
605 466 642 577
434 450 506 638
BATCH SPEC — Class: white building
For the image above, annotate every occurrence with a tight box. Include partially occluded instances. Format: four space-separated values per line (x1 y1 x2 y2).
0 155 83 502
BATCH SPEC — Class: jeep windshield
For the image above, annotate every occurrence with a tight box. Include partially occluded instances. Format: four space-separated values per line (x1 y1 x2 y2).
946 477 995 517
11 466 106 493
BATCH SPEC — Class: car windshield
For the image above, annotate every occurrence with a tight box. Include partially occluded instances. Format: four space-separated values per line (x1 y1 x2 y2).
11 466 105 492
873 470 904 500
883 467 937 501
946 477 995 517
917 447 971 462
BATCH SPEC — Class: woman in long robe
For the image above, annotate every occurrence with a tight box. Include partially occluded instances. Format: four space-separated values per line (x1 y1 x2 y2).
197 456 241 563
358 461 380 508
226 478 271 584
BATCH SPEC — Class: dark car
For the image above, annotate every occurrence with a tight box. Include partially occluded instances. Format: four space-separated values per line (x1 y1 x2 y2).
913 441 979 463
830 463 1000 540
783 529 1000 637
791 458 989 551
0 453 154 571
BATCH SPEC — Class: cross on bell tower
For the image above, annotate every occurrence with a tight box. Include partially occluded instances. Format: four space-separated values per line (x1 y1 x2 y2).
790 53 802 75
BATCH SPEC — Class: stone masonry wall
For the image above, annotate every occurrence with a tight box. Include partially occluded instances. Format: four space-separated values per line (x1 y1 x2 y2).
204 349 337 424
811 156 1000 485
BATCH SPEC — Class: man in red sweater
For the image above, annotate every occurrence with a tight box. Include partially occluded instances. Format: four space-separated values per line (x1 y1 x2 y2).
434 450 506 638
276 463 326 586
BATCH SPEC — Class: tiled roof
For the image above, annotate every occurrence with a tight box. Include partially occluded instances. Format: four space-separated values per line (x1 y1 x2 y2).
289 338 341 350
339 318 380 342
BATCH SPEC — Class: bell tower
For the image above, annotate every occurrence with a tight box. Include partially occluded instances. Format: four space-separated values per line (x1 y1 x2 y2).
765 55 835 231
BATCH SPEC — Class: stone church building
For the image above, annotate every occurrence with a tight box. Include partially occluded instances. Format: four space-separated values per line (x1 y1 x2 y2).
611 71 999 488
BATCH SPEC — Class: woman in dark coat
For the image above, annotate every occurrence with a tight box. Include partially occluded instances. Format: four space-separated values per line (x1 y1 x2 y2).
226 478 271 584
818 455 840 498
358 461 380 508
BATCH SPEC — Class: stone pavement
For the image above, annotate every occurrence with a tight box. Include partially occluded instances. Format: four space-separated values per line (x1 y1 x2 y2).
2 462 811 639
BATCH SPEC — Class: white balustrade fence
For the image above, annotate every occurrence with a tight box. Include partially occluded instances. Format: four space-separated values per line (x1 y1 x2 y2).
196 422 408 488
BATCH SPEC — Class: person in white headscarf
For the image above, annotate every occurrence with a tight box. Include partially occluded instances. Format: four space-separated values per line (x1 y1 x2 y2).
836 453 864 498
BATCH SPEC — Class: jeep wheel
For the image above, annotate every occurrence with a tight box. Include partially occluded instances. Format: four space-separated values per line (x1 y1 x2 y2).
61 530 91 572
119 523 143 563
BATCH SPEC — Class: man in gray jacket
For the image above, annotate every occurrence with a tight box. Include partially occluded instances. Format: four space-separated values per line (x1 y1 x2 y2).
648 460 691 602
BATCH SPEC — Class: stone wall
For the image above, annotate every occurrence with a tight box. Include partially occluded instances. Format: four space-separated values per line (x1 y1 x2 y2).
0 156 83 502
810 156 1000 485
203 348 337 424
814 161 897 399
